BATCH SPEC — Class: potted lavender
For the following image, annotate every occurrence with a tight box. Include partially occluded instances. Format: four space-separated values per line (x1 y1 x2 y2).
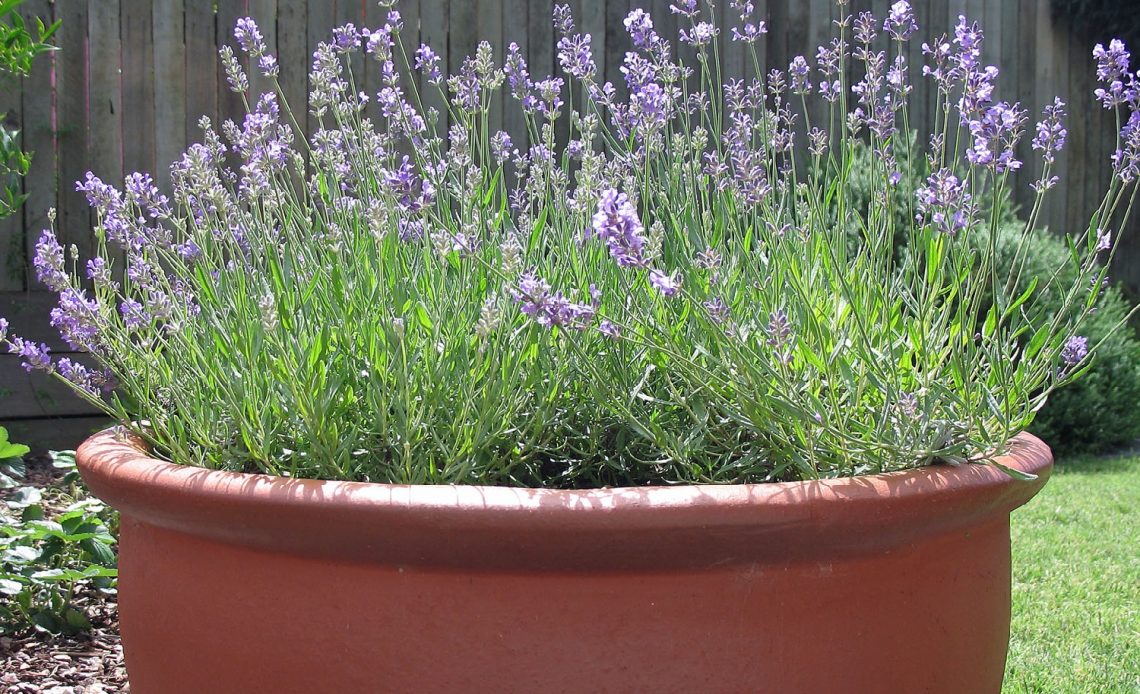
2 0 1135 690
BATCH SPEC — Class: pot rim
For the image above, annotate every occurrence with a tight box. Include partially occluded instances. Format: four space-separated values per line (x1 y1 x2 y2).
77 428 1052 570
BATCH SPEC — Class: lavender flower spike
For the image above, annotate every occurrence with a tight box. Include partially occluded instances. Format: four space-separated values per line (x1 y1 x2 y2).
649 269 682 297
33 229 69 292
592 189 648 268
1061 336 1089 367
884 1 918 42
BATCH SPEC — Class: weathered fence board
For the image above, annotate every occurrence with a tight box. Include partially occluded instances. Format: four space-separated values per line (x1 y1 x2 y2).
2 0 1140 453
154 0 188 185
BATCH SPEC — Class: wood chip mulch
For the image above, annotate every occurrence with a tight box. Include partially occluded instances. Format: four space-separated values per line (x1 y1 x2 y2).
0 595 127 693
1 454 128 693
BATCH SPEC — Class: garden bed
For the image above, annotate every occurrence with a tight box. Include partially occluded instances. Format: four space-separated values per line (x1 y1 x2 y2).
0 455 126 693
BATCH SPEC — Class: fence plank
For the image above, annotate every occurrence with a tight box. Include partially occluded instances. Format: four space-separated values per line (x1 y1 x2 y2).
419 0 449 136
122 0 157 180
184 1 218 142
602 0 629 99
276 0 308 140
153 0 187 180
52 0 91 268
0 356 101 418
3 415 112 454
477 0 504 138
88 0 123 198
0 292 76 351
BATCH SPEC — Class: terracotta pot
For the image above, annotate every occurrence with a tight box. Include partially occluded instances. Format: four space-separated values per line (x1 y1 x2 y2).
77 429 1051 693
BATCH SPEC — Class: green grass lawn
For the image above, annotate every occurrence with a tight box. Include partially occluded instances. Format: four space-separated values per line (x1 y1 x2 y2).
1003 453 1140 693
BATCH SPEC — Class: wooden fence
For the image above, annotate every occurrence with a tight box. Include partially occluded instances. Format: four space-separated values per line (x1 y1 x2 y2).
0 0 1134 451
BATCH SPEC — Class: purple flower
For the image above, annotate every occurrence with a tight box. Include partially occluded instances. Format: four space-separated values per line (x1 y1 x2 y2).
1112 110 1140 182
649 269 682 297
729 1 765 43
257 54 279 78
124 171 171 219
234 17 266 56
50 288 101 351
530 77 565 116
120 297 148 332
1031 97 1067 165
670 0 699 18
916 168 972 235
385 156 434 213
55 357 100 396
0 317 8 342
731 21 767 43
1061 335 1088 367
592 190 648 268
397 219 425 242
230 93 292 199
415 44 443 84
7 337 52 373
884 1 917 42
332 24 360 53
680 22 718 47
553 4 575 36
491 130 513 164
557 33 596 80
504 42 532 101
33 229 68 292
1096 228 1112 252
624 9 658 51
853 12 877 44
1093 39 1131 85
816 38 845 77
767 309 794 365
219 45 248 93
703 297 730 323
952 16 983 67
788 56 811 94
511 272 596 331
598 319 621 340
966 101 1027 173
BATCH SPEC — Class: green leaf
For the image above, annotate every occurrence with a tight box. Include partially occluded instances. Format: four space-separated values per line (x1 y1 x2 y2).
482 167 501 208
415 303 433 330
1025 325 1049 361
5 486 41 510
528 206 548 252
63 607 91 631
1001 275 1038 322
0 436 28 460
982 304 998 338
991 460 1038 481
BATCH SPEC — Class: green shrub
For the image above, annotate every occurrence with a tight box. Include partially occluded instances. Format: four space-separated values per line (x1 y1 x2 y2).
844 134 1140 457
981 224 1140 456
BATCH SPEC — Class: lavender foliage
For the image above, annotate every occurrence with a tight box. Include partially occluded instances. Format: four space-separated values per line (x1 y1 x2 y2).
1 5 1134 487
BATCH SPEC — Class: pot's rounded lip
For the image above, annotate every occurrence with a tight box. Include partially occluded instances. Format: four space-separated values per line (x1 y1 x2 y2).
77 428 1052 570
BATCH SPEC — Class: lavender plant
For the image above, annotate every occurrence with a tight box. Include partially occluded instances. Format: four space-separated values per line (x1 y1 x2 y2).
1 1 1136 486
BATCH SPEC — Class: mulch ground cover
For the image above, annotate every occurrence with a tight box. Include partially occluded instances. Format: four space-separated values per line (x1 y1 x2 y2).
0 455 127 693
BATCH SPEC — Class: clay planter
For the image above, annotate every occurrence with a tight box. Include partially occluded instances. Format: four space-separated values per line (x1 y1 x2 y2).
77 429 1052 693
